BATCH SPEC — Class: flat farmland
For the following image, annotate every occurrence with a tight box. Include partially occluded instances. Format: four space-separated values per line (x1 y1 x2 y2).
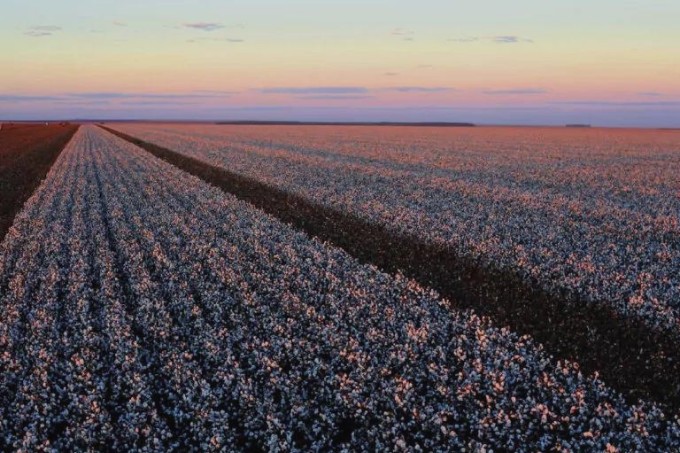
106 123 680 410
108 124 680 330
1 124 679 450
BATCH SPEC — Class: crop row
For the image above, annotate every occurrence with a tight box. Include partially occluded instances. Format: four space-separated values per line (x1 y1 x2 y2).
0 125 678 450
107 124 680 335
102 124 680 411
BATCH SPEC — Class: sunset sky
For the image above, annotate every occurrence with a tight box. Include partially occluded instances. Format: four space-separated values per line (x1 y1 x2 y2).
1 0 679 126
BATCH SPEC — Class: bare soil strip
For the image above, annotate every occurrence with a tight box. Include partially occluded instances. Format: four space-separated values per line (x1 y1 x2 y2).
101 125 680 413
0 123 80 241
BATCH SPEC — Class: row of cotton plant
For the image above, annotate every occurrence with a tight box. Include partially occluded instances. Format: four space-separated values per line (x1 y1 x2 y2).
1 126 678 451
109 123 680 333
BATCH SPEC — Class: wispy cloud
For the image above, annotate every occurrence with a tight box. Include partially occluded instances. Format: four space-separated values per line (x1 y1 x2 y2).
192 90 239 95
0 94 64 102
391 27 414 41
391 27 413 36
183 22 224 32
187 37 244 43
24 31 52 37
416 64 434 69
1 92 235 104
383 72 399 76
483 88 547 95
258 86 454 97
492 35 533 44
112 21 127 27
68 92 234 100
24 25 62 37
552 100 680 107
384 86 455 93
31 26 61 31
259 87 370 95
448 37 479 43
295 95 374 100
118 100 196 106
449 35 533 44
637 91 663 97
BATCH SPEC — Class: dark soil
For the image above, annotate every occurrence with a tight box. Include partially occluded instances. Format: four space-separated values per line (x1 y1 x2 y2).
0 123 79 241
101 125 680 414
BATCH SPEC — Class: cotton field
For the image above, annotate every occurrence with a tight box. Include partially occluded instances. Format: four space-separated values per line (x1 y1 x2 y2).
1 124 679 451
109 123 680 335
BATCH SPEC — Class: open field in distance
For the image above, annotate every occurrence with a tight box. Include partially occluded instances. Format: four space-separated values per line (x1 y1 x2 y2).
105 123 680 409
108 123 680 333
0 123 678 450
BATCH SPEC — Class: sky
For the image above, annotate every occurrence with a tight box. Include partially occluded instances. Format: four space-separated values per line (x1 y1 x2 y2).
1 0 679 126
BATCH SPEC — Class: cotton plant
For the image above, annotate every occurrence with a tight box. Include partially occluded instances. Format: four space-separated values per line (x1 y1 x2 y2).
0 126 678 451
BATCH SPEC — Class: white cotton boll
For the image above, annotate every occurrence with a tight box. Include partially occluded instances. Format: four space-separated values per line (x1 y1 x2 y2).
111 123 680 331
